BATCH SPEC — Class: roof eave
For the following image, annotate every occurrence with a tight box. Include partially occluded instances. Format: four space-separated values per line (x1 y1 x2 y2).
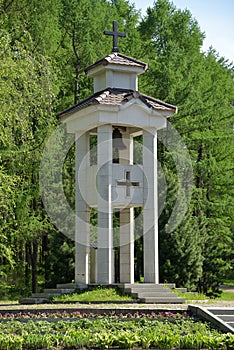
57 88 178 119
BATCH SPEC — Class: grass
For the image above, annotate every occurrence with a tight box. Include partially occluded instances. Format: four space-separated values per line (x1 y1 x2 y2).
177 292 234 304
52 286 133 302
53 286 234 303
176 289 234 302
216 278 234 301
217 290 234 301
175 290 208 301
0 300 17 304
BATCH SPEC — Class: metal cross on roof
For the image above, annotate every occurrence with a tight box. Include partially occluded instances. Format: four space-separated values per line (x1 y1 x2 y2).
104 20 126 53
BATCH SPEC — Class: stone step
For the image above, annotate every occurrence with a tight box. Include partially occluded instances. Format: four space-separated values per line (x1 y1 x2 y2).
189 306 234 334
207 308 234 315
217 315 234 322
175 288 187 293
123 283 176 289
124 285 169 290
21 287 77 303
19 297 50 304
32 293 60 298
43 288 75 294
125 287 168 294
136 291 180 298
56 283 78 289
120 283 185 304
140 297 185 304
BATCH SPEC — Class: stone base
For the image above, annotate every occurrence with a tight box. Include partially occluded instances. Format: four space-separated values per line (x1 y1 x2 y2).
19 298 50 304
19 282 186 305
119 283 185 304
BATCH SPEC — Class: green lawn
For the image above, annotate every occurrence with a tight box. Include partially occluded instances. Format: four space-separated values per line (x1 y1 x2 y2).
218 290 234 301
175 291 208 301
53 287 234 303
176 290 234 302
52 286 133 302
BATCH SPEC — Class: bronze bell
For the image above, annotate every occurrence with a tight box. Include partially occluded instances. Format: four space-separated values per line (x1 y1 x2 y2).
112 128 127 151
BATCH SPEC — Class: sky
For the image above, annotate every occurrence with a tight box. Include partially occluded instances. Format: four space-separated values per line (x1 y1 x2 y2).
132 0 234 63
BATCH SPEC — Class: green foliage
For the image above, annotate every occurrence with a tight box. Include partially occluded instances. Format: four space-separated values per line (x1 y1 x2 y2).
140 0 234 293
0 0 233 297
0 26 57 296
222 280 234 287
0 316 233 349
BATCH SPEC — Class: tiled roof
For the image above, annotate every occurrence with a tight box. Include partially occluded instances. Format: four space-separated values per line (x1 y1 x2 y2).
84 53 148 73
57 88 177 118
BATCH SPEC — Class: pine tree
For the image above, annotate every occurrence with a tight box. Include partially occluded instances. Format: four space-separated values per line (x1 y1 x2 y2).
0 27 56 295
139 0 234 292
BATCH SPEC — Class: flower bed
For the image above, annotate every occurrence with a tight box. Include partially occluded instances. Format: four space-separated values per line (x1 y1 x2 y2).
0 310 189 320
0 310 234 349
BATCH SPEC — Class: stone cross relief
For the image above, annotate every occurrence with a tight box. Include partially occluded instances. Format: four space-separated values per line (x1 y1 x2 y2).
117 171 140 197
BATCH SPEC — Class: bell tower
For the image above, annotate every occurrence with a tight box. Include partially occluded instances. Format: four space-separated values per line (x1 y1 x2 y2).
58 21 177 287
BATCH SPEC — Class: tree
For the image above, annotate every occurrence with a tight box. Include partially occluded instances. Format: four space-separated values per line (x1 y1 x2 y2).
0 0 233 297
0 0 62 57
0 0 144 295
0 167 17 296
192 52 234 294
56 0 142 109
139 0 234 293
0 28 56 296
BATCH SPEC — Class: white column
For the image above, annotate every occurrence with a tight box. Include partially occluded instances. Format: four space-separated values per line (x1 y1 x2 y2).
119 130 134 283
97 125 113 284
119 129 133 165
143 129 159 284
75 132 90 285
119 208 134 283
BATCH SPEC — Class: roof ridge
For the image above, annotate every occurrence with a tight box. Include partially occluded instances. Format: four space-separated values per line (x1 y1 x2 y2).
116 53 148 68
140 93 177 111
57 88 176 119
84 52 147 73
56 88 109 118
95 90 111 102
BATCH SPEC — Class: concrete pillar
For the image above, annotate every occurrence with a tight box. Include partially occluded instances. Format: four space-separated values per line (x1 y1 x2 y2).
97 125 113 284
75 132 90 285
119 129 134 283
143 129 159 283
119 129 133 165
119 208 134 283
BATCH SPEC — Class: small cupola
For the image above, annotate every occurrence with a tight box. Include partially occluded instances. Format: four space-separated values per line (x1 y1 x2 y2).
84 21 148 92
